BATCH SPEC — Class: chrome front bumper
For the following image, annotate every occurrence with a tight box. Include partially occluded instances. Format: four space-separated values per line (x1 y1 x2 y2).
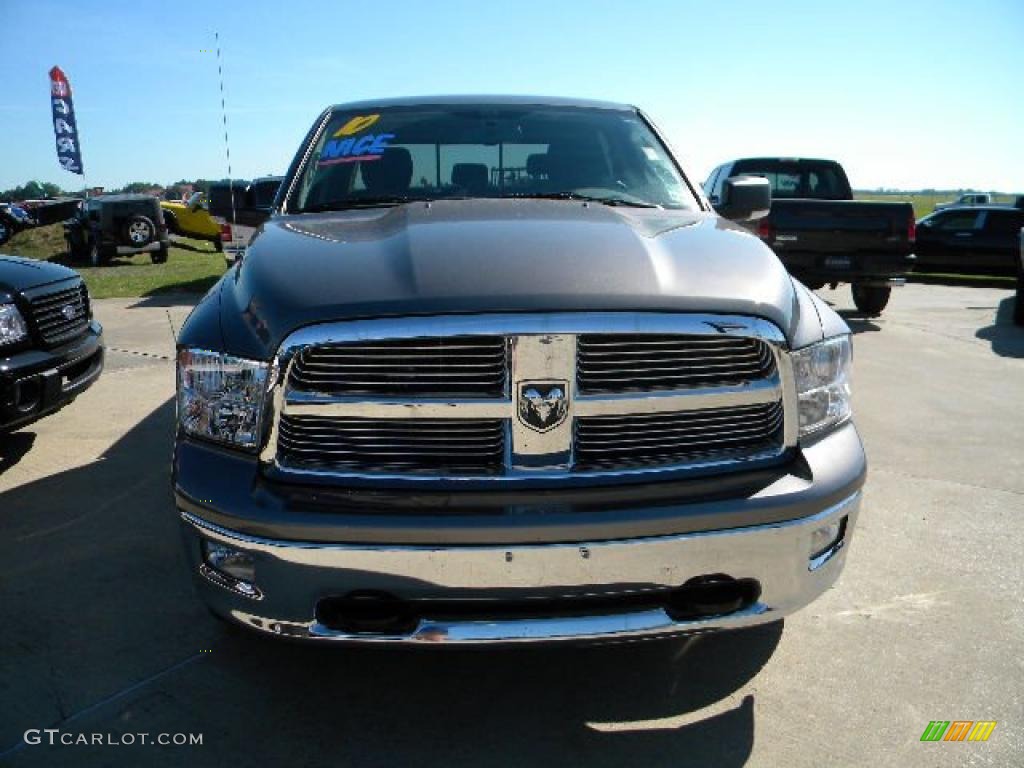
180 490 860 644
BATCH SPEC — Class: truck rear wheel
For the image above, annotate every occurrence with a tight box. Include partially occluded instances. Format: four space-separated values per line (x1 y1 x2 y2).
151 245 169 264
851 284 891 316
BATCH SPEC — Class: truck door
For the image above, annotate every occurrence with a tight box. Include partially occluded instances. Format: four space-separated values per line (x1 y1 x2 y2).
927 210 984 270
974 209 1024 272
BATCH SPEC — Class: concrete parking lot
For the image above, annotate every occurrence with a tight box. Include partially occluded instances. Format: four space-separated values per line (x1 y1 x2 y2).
1 284 1021 767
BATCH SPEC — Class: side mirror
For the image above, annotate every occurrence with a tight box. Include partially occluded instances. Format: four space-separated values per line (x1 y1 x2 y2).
714 176 771 223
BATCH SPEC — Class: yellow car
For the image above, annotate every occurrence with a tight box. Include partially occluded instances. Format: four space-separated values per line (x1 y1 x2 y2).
161 193 223 251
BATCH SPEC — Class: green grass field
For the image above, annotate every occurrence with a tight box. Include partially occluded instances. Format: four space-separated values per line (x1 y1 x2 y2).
2 224 226 299
854 192 1017 220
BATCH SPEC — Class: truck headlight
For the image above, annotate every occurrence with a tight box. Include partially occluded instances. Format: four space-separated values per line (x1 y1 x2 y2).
0 303 28 346
177 348 269 449
792 335 852 438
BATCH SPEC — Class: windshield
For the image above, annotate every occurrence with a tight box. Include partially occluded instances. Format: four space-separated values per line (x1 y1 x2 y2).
290 105 699 212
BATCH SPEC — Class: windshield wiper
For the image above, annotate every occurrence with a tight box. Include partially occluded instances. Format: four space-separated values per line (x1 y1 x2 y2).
297 196 420 213
505 192 661 208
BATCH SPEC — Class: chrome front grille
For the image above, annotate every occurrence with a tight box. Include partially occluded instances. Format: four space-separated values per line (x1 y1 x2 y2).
290 337 507 397
264 314 796 484
27 280 90 346
278 416 505 475
575 401 784 471
577 334 775 393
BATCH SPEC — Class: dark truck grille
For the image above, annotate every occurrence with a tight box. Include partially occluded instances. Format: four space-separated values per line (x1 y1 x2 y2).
28 281 90 346
575 401 784 471
289 337 508 397
277 416 506 475
577 334 775 393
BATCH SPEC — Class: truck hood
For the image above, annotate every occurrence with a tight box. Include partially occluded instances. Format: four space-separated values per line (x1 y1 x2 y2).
0 254 82 296
219 199 808 358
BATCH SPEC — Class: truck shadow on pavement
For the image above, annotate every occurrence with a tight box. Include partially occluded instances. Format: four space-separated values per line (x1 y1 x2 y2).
0 397 781 767
834 310 882 334
0 431 36 475
975 295 1024 358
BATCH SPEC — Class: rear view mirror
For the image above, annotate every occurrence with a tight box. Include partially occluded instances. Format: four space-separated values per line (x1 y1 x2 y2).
715 176 771 223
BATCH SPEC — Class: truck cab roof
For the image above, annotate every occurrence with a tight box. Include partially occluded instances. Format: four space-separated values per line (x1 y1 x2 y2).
328 94 635 113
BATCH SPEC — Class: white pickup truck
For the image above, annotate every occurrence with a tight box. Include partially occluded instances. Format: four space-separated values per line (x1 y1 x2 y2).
935 193 993 211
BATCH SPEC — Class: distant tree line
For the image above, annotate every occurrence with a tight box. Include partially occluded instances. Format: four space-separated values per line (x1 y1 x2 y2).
0 178 233 202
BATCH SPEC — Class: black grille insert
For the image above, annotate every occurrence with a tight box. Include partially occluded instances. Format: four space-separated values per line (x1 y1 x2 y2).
577 333 775 394
290 337 508 398
277 416 506 475
575 401 784 471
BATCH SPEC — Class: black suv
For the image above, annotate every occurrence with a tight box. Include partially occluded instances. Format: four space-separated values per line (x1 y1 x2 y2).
64 194 170 267
915 204 1024 275
0 255 104 432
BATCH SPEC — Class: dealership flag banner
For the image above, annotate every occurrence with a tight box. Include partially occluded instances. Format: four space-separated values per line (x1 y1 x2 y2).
49 66 84 175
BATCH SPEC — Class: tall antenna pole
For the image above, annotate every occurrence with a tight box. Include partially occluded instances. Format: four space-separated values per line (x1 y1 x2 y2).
214 32 236 226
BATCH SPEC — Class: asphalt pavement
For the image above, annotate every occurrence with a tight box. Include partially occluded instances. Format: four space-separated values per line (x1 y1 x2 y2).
1 285 1021 767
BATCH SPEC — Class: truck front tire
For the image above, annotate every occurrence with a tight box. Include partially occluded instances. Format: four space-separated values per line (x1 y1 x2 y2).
851 284 891 316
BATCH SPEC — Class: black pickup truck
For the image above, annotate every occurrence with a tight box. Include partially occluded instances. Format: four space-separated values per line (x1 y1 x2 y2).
1 256 104 432
704 158 916 316
208 177 284 264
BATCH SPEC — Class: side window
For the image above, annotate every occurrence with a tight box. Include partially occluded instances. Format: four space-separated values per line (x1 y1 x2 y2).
984 210 1024 235
935 212 982 231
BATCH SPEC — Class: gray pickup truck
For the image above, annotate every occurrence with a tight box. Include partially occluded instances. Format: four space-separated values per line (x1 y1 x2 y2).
173 96 865 644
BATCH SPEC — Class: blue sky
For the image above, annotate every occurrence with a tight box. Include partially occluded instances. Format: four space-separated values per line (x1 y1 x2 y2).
1 0 1021 192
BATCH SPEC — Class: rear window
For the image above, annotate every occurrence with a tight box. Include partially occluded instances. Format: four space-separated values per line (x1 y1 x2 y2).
730 160 851 200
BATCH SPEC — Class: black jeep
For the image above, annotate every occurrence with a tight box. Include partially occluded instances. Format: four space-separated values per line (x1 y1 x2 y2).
64 194 170 267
